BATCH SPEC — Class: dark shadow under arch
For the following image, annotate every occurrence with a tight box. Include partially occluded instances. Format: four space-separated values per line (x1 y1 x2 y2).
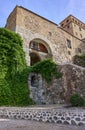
30 52 41 66
29 38 52 66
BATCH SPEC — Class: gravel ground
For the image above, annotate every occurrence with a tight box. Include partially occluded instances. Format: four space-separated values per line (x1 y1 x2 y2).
0 119 85 130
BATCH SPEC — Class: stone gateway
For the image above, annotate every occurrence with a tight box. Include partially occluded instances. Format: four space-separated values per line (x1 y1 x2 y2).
5 6 85 104
5 6 85 66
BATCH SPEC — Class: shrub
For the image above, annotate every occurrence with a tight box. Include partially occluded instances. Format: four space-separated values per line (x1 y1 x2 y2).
70 93 85 107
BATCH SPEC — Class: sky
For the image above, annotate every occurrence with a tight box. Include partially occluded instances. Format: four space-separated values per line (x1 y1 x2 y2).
0 0 85 27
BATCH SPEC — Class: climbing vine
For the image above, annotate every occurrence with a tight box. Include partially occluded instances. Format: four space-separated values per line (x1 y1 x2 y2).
30 59 62 82
0 28 33 106
0 28 62 106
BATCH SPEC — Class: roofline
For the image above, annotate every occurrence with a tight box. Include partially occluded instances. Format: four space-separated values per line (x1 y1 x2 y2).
17 5 58 26
5 6 18 28
60 14 85 25
6 5 85 44
58 26 85 43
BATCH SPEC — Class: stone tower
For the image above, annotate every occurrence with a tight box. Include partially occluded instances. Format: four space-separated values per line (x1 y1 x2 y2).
60 15 85 40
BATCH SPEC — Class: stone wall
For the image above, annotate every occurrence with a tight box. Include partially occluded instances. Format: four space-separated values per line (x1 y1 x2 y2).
5 6 84 65
28 73 46 104
5 6 85 105
73 55 85 67
60 64 85 103
0 107 85 126
28 73 64 105
5 7 17 31
28 64 85 104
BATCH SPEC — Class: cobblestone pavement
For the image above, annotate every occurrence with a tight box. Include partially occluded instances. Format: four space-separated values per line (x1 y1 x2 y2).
0 119 85 130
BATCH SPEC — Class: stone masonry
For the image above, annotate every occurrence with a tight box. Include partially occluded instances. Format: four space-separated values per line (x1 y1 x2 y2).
0 107 85 126
5 6 85 106
6 6 85 66
59 64 85 103
28 63 85 104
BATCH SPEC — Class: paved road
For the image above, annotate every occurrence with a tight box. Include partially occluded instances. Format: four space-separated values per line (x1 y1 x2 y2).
0 119 85 130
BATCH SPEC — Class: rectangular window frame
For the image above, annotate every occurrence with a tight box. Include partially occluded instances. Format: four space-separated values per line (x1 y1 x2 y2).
67 39 72 49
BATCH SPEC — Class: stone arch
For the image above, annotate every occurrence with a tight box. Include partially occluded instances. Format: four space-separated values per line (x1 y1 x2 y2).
29 38 52 65
30 52 41 66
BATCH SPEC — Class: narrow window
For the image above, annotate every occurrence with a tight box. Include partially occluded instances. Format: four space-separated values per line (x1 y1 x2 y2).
67 25 70 28
75 32 78 36
80 34 82 38
79 27 81 31
61 24 64 27
66 19 69 22
68 51 71 55
78 48 81 53
48 32 52 36
67 39 72 48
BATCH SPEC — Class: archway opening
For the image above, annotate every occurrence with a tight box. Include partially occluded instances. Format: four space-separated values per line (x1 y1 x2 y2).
30 52 41 66
29 39 52 66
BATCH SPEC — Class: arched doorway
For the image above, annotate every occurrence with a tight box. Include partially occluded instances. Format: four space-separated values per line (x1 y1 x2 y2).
29 38 52 66
28 39 53 104
30 52 41 66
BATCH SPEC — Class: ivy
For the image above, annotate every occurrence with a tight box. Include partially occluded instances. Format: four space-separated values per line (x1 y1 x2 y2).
30 59 62 82
0 28 33 106
0 28 62 106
